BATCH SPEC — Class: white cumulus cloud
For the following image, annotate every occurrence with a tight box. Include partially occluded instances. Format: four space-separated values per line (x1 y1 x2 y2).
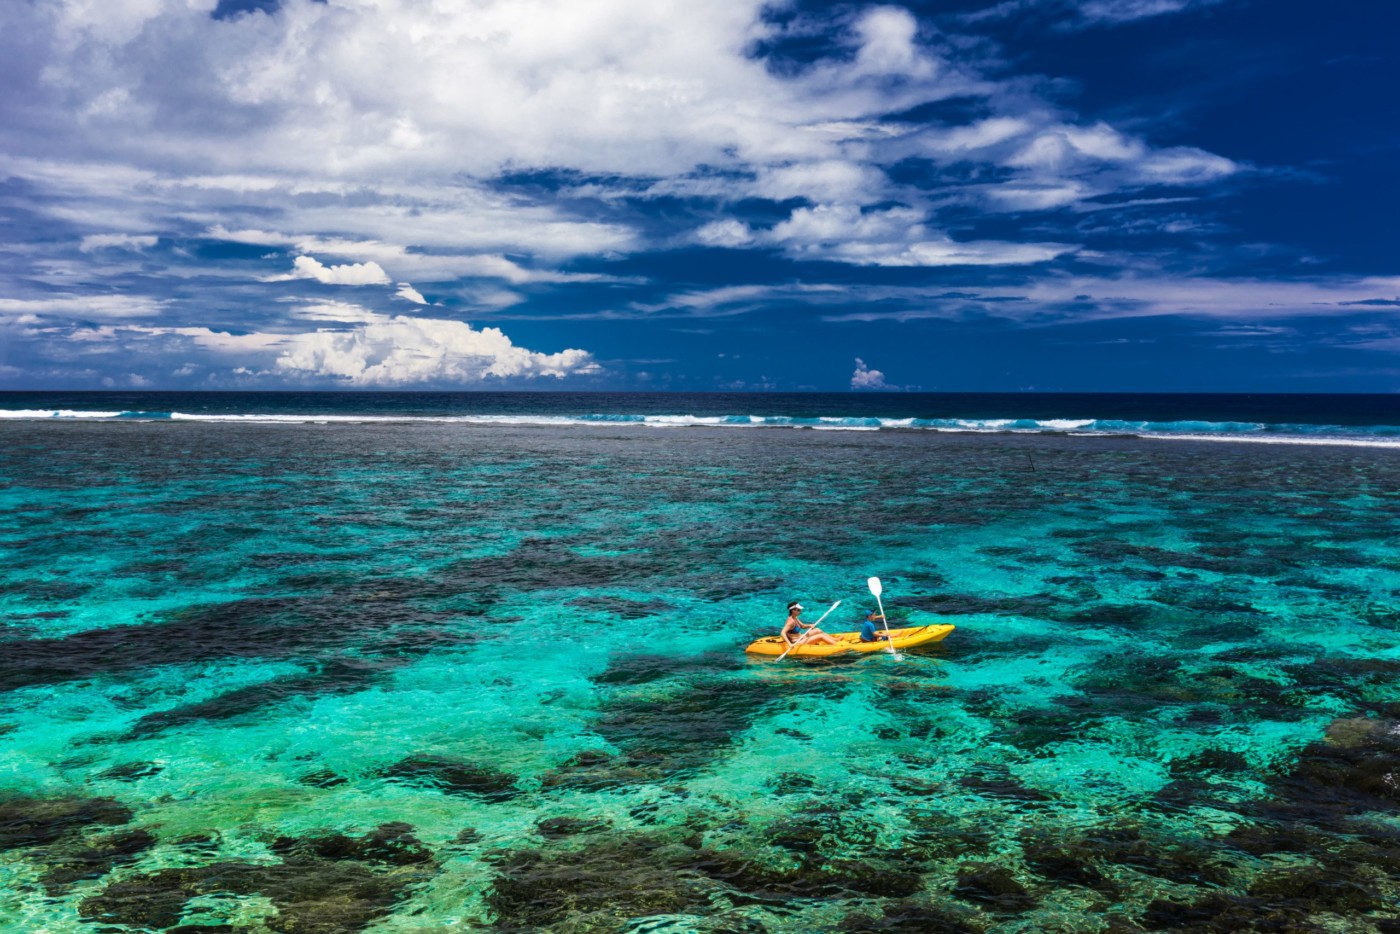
694 219 755 248
851 358 891 389
266 255 391 285
274 310 600 385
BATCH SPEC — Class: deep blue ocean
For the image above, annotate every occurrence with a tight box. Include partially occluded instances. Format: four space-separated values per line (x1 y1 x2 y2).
2 392 1399 931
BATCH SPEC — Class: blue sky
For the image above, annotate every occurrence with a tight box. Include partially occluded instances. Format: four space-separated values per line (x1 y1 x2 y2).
1 0 1396 391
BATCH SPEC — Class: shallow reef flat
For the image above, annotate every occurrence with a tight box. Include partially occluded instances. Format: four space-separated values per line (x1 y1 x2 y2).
2 421 1399 931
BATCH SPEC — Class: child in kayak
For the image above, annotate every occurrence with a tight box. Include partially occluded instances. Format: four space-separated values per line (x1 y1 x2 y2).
783 601 838 646
859 610 892 643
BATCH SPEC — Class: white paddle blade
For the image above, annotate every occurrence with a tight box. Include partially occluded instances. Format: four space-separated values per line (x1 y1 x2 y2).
867 576 883 598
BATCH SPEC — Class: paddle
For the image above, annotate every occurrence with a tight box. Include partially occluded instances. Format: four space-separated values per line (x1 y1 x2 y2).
867 576 899 659
776 600 841 661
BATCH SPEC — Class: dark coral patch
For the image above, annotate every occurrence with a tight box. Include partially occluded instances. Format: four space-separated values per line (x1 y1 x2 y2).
38 828 157 894
1220 822 1329 858
591 650 742 686
687 847 921 901
0 795 132 851
985 705 1101 751
899 592 1058 619
822 859 925 899
1086 826 1232 888
95 761 164 782
486 828 925 928
839 901 981 933
80 824 437 933
1063 603 1156 629
1069 652 1295 716
0 578 93 602
591 676 848 774
296 769 348 788
1021 839 1108 891
486 836 707 928
759 806 878 861
901 812 993 863
535 816 611 840
380 756 520 801
1257 716 1400 822
1139 894 1307 932
1284 656 1400 708
80 866 201 929
0 591 466 694
444 538 653 592
958 769 1056 805
124 657 399 738
271 822 434 867
539 750 661 792
952 863 1036 913
1167 748 1251 778
567 595 672 620
1247 866 1382 914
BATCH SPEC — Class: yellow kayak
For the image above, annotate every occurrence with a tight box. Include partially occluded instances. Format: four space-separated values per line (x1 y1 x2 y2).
745 624 955 657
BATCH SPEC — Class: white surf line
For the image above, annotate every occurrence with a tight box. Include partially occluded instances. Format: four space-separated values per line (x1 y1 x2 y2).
1127 432 1400 450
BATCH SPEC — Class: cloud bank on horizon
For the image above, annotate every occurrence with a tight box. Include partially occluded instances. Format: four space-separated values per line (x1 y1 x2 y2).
0 0 1396 390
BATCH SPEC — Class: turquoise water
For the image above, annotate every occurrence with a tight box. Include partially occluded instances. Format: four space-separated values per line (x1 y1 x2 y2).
2 416 1400 931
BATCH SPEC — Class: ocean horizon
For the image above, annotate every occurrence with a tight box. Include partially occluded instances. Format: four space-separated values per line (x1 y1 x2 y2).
3 390 1400 447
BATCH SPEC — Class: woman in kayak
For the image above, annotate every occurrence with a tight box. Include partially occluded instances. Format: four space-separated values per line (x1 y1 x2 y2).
782 601 839 646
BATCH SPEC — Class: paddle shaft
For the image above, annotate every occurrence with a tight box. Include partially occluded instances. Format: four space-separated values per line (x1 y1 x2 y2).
873 591 896 655
867 576 897 657
776 600 841 661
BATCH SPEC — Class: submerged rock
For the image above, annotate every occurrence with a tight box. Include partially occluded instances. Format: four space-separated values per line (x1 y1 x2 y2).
1248 866 1383 914
1086 826 1232 888
38 828 158 894
124 657 398 738
839 901 981 933
952 863 1036 913
80 824 437 933
0 795 132 851
486 827 927 929
535 816 611 840
271 822 434 867
591 649 742 686
1139 894 1307 931
686 846 922 901
1322 716 1391 749
80 866 205 929
901 813 993 863
380 756 520 801
486 835 707 928
1270 728 1400 816
0 592 459 693
296 768 348 788
1167 748 1252 777
539 750 661 792
958 769 1056 805
590 676 848 776
1021 839 1108 891
567 596 673 622
94 760 164 782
